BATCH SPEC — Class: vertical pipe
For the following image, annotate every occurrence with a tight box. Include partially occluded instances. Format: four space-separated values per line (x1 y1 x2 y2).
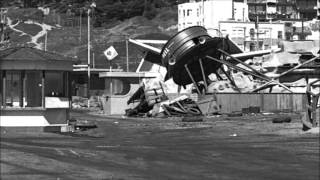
198 58 208 91
126 35 129 72
184 64 201 95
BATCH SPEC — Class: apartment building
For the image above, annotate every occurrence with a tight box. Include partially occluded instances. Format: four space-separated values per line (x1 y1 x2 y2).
247 0 318 21
178 0 249 31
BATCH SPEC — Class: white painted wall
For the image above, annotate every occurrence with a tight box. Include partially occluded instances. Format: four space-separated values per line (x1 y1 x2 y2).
234 2 249 22
178 0 249 31
219 21 285 40
203 0 233 30
219 21 285 50
178 2 203 30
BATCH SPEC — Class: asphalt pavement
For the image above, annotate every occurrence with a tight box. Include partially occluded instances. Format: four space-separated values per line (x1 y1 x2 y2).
1 111 319 180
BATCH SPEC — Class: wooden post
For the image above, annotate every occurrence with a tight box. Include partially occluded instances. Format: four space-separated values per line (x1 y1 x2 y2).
184 64 201 95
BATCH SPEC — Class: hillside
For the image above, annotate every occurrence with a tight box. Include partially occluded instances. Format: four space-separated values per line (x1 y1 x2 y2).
2 4 178 71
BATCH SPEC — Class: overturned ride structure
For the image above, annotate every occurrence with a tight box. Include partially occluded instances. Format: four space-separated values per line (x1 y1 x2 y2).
129 26 320 125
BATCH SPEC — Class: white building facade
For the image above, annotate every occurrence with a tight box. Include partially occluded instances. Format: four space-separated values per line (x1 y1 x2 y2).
178 0 249 31
178 0 285 51
219 21 285 51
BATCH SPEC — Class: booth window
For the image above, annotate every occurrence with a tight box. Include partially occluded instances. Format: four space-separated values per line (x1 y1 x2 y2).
105 78 130 96
5 71 22 107
3 70 44 108
45 71 65 97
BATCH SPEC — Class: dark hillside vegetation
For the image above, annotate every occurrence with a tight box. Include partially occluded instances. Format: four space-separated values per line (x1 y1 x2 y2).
1 0 178 71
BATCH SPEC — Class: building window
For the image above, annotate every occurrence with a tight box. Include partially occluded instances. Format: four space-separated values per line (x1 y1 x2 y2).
183 10 185 17
278 31 283 39
256 5 266 14
249 6 256 14
187 9 192 16
5 71 22 107
45 71 65 97
1 70 44 108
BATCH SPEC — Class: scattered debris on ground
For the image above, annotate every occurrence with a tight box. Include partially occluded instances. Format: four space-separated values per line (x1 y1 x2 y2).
68 118 97 131
272 116 292 123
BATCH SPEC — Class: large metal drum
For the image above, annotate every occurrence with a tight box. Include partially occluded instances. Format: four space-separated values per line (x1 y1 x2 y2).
160 26 224 86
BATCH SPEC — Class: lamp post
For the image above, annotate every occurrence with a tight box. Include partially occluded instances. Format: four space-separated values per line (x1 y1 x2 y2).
87 2 96 108
87 7 91 107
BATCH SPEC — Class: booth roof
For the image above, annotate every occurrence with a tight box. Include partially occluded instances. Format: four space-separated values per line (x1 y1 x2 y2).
0 47 76 71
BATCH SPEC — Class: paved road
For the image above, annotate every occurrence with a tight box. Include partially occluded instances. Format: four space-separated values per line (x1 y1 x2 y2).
1 112 319 180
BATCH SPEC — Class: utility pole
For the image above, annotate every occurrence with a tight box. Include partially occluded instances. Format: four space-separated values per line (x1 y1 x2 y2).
256 15 260 50
126 35 129 72
317 0 320 53
44 31 47 51
79 8 82 43
87 8 91 108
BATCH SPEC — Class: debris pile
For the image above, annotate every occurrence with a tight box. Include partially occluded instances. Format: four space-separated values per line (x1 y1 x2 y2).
125 83 219 118
72 96 102 109
161 96 202 117
125 83 168 117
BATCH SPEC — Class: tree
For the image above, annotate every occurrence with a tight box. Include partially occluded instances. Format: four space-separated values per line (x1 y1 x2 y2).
143 0 156 19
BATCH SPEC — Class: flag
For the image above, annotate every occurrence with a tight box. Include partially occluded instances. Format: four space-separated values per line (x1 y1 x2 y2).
104 46 118 61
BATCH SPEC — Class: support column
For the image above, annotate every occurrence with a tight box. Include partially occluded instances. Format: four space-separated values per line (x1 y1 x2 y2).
42 71 45 108
23 71 27 108
198 58 208 91
20 71 24 107
220 67 241 92
2 71 6 108
185 64 201 95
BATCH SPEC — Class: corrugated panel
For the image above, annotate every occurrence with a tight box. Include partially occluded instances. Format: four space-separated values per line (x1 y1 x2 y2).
214 93 306 113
